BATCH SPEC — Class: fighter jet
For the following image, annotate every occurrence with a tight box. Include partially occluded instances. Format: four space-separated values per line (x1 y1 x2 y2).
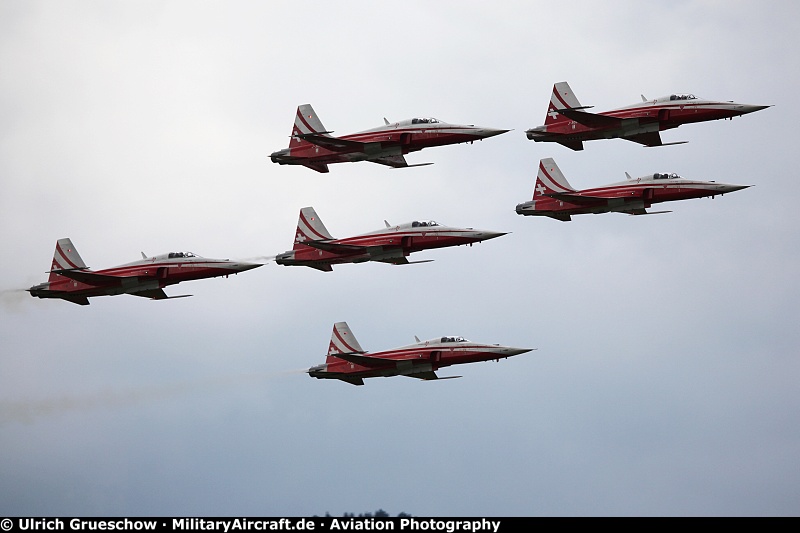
308 321 533 386
275 207 506 272
270 104 509 173
28 238 262 305
525 81 770 151
516 158 750 221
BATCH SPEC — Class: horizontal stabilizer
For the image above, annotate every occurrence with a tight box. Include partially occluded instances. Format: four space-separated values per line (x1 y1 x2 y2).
340 377 365 386
62 295 91 306
302 241 366 254
330 352 389 368
556 108 622 128
295 133 365 152
387 259 434 266
51 269 136 285
302 161 330 173
545 192 609 204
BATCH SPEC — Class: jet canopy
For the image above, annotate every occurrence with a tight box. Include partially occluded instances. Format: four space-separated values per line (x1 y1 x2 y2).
652 173 682 180
411 117 440 124
150 251 200 261
654 94 698 103
411 220 440 228
440 336 468 343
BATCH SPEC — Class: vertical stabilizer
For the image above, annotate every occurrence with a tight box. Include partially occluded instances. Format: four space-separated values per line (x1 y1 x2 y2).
290 104 329 150
327 321 365 363
545 82 582 126
533 158 576 200
49 238 87 281
294 207 334 249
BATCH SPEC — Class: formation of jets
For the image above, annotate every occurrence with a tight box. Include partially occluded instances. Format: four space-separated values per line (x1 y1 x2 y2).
28 85 770 384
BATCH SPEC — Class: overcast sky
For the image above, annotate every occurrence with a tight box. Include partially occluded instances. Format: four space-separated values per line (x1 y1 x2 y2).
1 0 798 517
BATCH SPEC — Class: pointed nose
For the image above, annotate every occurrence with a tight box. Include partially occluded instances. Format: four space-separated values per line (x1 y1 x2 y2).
474 127 511 139
231 261 263 272
735 104 771 115
717 184 751 194
473 230 507 241
498 347 534 357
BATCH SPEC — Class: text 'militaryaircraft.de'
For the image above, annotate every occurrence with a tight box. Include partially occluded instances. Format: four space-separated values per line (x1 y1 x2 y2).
516 158 750 221
275 207 506 271
308 322 533 386
28 238 262 305
525 81 770 151
269 104 509 173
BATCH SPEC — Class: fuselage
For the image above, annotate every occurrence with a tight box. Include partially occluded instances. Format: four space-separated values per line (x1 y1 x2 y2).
516 173 748 218
309 336 531 381
526 94 769 143
272 118 508 165
275 221 505 268
29 252 261 301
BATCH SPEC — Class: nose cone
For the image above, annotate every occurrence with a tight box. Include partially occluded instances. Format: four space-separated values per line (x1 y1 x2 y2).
717 183 751 194
230 261 263 273
473 127 511 139
498 346 534 357
472 230 507 242
736 104 771 115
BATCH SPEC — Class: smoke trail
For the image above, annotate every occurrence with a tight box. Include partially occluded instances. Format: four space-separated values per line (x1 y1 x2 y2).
0 288 32 313
0 368 309 426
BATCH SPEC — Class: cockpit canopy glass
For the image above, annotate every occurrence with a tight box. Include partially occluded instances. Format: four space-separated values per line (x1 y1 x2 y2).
652 173 681 180
411 117 440 124
669 94 697 101
411 220 440 228
440 336 468 343
168 252 197 259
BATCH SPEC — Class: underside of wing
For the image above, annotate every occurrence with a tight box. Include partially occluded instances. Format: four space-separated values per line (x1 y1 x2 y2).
624 131 664 147
302 161 329 173
403 372 463 381
131 288 169 300
557 139 584 151
368 154 409 168
557 108 623 128
62 294 91 306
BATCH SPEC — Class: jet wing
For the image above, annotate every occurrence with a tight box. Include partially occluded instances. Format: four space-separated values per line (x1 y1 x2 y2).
402 372 462 381
130 289 193 301
556 108 623 128
368 155 434 169
51 269 137 286
624 131 688 148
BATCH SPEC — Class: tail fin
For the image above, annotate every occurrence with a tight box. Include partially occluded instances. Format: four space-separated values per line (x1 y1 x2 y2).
545 82 582 126
49 238 87 281
326 321 365 363
290 104 329 148
294 207 334 249
533 158 576 200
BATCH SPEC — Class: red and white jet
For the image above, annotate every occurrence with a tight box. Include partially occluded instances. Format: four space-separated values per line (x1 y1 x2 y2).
308 321 533 386
270 104 509 173
526 81 770 151
516 158 749 221
275 207 506 272
28 238 262 305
